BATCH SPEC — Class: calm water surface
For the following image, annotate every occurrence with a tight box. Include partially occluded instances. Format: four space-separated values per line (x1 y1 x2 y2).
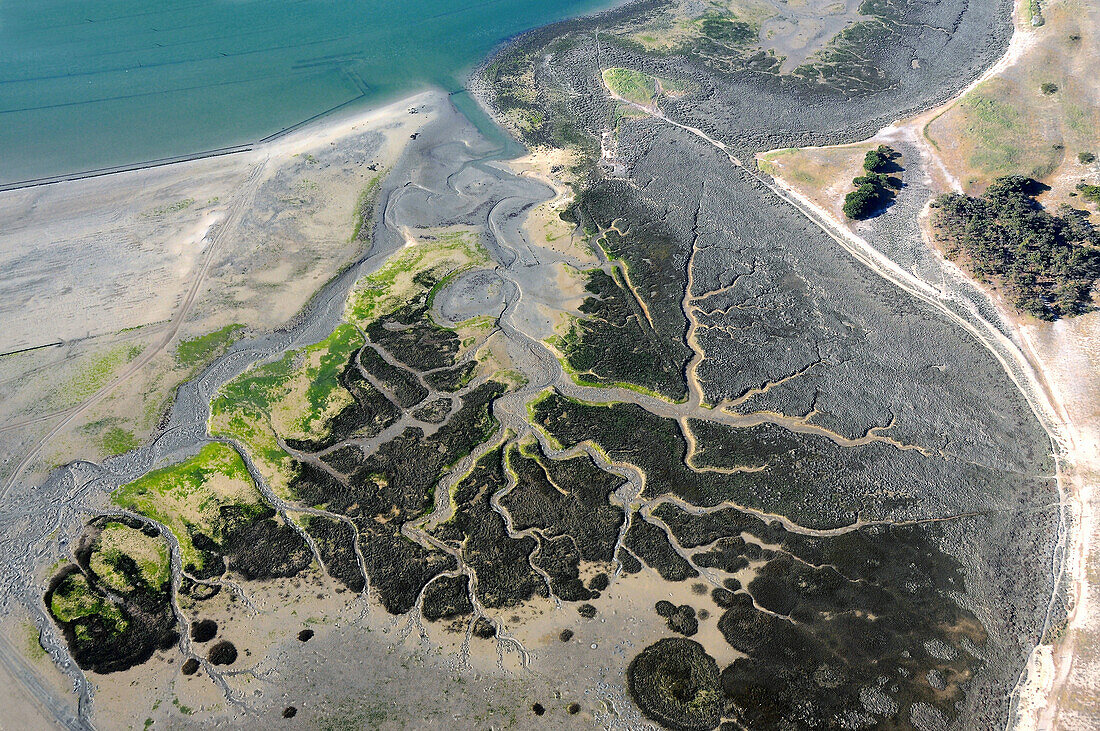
0 0 610 185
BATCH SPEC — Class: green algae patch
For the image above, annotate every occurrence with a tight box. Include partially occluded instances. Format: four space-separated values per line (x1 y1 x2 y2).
144 198 195 218
22 622 47 661
173 324 245 369
49 572 126 629
89 521 170 593
44 515 182 675
345 228 489 328
80 417 141 456
210 324 363 496
100 426 140 455
112 443 266 572
46 343 144 411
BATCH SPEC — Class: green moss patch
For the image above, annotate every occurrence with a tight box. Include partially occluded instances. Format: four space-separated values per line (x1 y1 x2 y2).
346 230 488 328
46 343 144 411
88 521 171 593
603 68 658 106
112 442 266 573
210 324 364 494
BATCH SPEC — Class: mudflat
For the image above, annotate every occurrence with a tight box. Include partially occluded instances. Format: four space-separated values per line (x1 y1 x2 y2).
2 0 1095 728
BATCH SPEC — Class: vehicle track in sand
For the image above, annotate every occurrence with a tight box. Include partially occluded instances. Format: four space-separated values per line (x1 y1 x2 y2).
0 157 271 502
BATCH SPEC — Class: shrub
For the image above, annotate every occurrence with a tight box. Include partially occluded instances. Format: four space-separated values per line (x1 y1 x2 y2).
1041 82 1058 95
1079 152 1096 164
1077 182 1100 207
843 183 880 219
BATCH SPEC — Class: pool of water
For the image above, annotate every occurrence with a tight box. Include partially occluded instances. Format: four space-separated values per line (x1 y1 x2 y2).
0 0 610 186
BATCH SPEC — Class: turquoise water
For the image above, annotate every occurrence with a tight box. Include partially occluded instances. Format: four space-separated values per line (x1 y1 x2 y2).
0 0 609 186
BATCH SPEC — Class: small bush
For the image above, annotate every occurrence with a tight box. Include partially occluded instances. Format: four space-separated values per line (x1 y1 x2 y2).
1079 152 1096 164
1041 82 1058 95
1078 183 1100 207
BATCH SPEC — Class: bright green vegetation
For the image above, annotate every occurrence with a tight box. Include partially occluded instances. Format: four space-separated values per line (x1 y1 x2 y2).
209 401 292 493
45 521 180 674
100 426 140 454
112 442 265 571
49 573 125 630
46 343 143 410
23 622 47 661
843 145 901 219
211 324 363 492
172 697 194 716
933 176 1100 319
88 522 171 593
602 68 657 106
1077 182 1100 209
145 198 195 218
174 324 245 368
346 230 488 327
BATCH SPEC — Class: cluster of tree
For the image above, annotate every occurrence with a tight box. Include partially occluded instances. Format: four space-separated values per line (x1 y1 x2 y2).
842 145 902 219
932 175 1100 319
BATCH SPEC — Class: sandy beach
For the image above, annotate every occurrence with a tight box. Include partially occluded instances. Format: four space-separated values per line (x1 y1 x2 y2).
0 89 443 508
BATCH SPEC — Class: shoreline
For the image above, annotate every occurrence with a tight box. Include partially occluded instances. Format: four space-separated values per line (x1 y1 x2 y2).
0 88 445 194
0 0 640 194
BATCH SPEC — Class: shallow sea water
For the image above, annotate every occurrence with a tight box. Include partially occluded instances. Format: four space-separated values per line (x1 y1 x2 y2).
0 0 609 185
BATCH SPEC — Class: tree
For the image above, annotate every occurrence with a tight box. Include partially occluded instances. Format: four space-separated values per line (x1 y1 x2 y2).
843 183 879 219
842 147 903 220
862 144 897 173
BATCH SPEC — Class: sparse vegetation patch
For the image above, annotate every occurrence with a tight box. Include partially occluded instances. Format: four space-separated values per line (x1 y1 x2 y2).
602 68 657 106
